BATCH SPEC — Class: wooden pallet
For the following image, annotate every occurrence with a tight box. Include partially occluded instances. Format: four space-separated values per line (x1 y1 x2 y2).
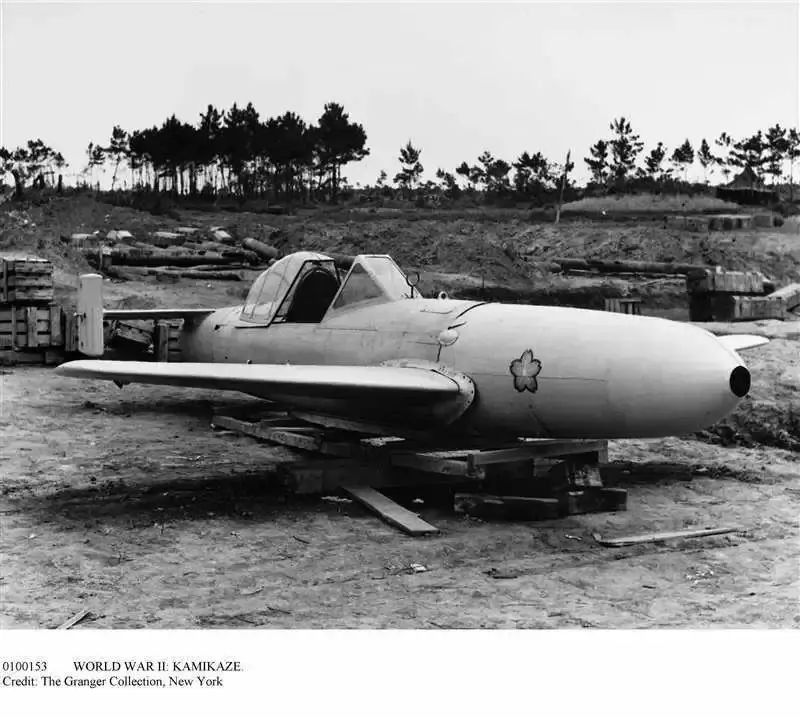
1 255 54 304
0 305 63 349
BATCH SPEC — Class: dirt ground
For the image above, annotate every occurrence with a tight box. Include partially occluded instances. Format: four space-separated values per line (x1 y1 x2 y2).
1 363 797 629
1 195 799 629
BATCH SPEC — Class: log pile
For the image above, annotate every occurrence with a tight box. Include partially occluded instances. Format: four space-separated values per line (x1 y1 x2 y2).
547 257 709 277
66 224 284 282
83 247 257 268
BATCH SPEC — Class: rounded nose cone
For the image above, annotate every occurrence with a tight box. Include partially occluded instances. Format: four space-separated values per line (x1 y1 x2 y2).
729 366 751 398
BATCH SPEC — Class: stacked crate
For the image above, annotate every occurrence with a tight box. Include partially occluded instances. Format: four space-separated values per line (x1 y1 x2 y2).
687 268 783 322
0 254 63 365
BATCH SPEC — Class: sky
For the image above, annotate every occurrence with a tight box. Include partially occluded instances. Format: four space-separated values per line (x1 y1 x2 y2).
1 0 798 187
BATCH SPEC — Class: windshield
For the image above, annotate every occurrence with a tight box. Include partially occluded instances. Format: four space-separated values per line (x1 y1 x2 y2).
329 255 416 313
365 256 416 300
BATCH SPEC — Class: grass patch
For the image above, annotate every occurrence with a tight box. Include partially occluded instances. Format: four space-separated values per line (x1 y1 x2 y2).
562 193 741 215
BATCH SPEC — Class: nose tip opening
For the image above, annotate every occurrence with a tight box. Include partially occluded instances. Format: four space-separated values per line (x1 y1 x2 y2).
729 366 751 398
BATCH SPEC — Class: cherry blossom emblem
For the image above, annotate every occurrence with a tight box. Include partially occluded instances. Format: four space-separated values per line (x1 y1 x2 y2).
509 349 542 393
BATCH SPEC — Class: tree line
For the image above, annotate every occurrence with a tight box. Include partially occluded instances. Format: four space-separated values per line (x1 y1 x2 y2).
583 119 800 191
1 104 798 203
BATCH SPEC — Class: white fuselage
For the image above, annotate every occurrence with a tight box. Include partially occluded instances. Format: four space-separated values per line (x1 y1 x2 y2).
181 298 746 440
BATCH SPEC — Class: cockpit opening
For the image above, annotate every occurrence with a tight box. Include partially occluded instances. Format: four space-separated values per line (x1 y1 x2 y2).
284 268 340 323
240 251 340 326
239 252 418 327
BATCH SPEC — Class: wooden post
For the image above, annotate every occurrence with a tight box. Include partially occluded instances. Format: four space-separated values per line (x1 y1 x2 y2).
76 273 104 357
153 320 169 362
26 306 38 348
64 313 78 353
49 305 63 346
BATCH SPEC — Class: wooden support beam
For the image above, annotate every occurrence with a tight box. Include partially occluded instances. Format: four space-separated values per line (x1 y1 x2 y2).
342 486 439 536
153 320 169 362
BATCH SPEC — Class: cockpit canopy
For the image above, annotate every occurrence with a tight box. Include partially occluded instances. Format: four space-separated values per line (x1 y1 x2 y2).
240 252 417 326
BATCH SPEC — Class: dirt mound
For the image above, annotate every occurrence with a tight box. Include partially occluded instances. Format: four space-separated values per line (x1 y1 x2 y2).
270 217 538 283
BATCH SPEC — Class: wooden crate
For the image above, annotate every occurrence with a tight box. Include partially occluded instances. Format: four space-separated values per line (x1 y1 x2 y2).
604 297 642 315
153 319 183 361
686 269 766 295
767 283 800 313
690 293 784 322
1 255 54 304
0 305 63 349
732 295 785 321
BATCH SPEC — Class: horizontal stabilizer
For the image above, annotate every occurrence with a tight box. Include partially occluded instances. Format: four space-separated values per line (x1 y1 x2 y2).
717 334 770 352
55 360 460 400
103 308 215 320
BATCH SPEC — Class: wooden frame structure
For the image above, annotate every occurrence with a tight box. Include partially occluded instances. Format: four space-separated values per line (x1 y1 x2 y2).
211 411 624 535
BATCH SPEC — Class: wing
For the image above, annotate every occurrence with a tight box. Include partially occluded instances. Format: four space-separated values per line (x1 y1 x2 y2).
55 360 460 401
103 309 216 320
717 334 770 352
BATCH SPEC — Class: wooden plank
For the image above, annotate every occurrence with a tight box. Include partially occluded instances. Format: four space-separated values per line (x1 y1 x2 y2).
342 486 439 536
468 440 607 468
592 526 739 547
2 289 54 303
5 276 53 287
56 608 91 630
26 306 38 348
211 414 327 452
0 324 53 337
0 349 47 366
0 306 51 321
0 332 53 349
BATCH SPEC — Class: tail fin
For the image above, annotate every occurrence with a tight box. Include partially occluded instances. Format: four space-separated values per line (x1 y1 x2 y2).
76 273 104 357
73 273 216 358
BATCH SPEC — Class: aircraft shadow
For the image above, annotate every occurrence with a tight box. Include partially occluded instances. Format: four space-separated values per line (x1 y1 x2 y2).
11 469 370 529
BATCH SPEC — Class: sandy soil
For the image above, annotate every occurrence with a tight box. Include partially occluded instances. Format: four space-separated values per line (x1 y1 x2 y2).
1 366 797 629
